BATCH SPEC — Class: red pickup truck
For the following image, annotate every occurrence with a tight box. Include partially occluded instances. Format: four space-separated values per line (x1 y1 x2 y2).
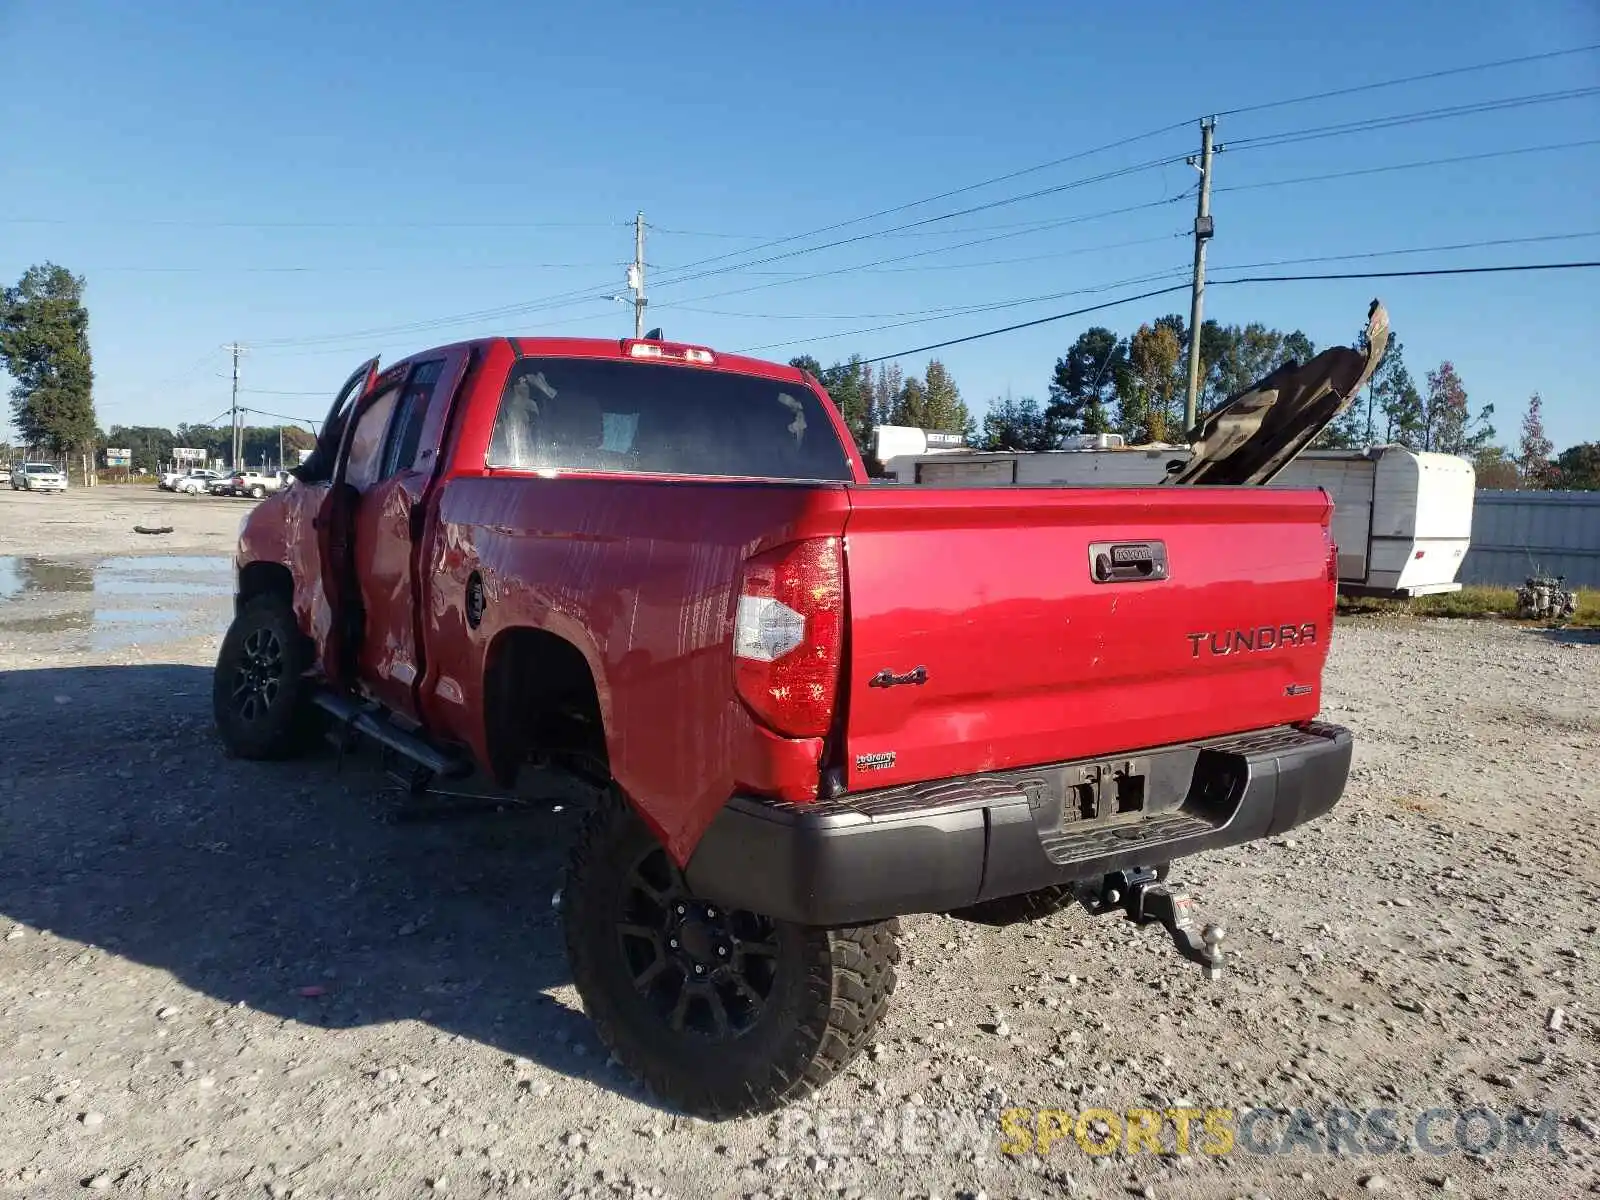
218 311 1384 1118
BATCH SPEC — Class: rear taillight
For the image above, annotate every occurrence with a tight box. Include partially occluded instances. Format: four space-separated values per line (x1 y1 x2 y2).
1327 537 1339 628
733 538 843 739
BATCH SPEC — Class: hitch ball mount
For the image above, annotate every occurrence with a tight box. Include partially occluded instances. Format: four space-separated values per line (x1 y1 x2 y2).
1077 867 1226 981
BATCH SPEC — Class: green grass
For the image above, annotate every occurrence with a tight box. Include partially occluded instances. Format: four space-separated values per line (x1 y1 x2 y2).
1339 585 1600 627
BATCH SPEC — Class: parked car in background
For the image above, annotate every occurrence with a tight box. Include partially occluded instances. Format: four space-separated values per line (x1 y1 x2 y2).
207 474 237 496
175 469 226 495
0 465 10 486
159 469 190 490
228 470 287 499
13 462 67 493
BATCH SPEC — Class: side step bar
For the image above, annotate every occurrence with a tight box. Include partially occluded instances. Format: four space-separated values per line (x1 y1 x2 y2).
312 691 470 779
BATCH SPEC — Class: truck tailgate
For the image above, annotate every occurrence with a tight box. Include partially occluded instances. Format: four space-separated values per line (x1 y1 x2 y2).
839 485 1335 792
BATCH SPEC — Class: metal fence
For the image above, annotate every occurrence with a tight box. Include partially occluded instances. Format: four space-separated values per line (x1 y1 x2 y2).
1460 490 1600 588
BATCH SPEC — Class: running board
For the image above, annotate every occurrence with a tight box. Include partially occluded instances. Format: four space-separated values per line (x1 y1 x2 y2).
312 691 470 779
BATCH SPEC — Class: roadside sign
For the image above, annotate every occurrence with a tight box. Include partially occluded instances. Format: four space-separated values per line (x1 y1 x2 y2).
105 448 132 467
174 447 208 464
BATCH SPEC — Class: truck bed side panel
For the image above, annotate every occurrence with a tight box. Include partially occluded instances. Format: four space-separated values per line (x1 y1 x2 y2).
418 475 852 861
839 486 1334 792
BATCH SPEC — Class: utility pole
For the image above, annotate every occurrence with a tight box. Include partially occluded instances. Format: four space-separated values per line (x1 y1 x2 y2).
277 425 284 471
223 342 247 468
628 211 647 338
1182 117 1217 436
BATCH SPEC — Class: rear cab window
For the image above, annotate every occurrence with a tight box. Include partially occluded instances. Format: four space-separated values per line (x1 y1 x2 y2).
485 358 853 482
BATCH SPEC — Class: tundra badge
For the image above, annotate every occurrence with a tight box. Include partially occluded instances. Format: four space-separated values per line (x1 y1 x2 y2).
1187 623 1317 658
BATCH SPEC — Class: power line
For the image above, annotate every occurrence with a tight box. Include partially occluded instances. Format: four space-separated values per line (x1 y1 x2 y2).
657 197 1187 309
858 232 1186 274
639 123 1192 283
93 261 621 274
856 284 1195 364
1213 43 1600 119
1217 138 1600 193
853 260 1600 364
216 47 1600 352
239 406 321 424
248 290 619 349
737 268 1194 355
647 154 1190 293
1210 229 1600 272
1214 261 1600 284
0 216 625 229
639 47 1600 289
251 193 1184 351
251 83 1589 344
1225 86 1600 154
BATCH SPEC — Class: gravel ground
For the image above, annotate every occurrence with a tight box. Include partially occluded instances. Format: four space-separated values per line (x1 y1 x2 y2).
0 487 1595 1200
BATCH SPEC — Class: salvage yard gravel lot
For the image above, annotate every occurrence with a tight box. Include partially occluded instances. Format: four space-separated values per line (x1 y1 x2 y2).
0 486 1595 1200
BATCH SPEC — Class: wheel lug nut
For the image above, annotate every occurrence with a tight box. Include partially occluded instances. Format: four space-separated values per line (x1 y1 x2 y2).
717 946 728 957
675 904 686 915
668 938 679 949
694 964 705 975
705 907 717 918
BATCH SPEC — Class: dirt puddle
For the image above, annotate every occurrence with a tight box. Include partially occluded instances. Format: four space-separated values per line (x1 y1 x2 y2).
0 554 232 650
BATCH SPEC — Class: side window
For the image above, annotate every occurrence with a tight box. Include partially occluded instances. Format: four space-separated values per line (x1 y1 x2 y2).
345 386 400 488
381 360 444 480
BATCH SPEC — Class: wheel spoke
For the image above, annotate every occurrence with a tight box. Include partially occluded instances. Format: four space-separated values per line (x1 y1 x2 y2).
628 864 683 908
727 973 763 1008
617 922 662 947
631 957 668 993
667 987 693 1033
705 987 732 1038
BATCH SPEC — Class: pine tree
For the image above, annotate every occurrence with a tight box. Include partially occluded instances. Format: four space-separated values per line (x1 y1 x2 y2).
1046 327 1122 437
818 356 873 452
920 360 973 436
1518 393 1554 488
890 374 928 427
0 263 97 457
874 364 904 426
1370 337 1424 447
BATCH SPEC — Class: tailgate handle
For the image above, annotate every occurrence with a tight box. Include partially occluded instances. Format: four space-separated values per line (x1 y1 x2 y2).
1089 541 1168 584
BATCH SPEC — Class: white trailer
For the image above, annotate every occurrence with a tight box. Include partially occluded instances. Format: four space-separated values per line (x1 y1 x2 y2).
880 437 1475 599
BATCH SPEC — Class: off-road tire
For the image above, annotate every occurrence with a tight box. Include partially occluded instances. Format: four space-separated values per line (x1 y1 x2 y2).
212 594 318 760
563 789 899 1118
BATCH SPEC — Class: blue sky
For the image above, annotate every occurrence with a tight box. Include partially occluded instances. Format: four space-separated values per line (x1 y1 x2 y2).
2 0 1596 450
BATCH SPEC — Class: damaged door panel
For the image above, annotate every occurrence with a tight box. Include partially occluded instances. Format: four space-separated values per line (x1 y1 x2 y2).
1166 299 1389 487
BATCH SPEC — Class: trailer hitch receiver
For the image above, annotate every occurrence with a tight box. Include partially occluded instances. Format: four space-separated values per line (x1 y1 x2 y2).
1078 867 1226 980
